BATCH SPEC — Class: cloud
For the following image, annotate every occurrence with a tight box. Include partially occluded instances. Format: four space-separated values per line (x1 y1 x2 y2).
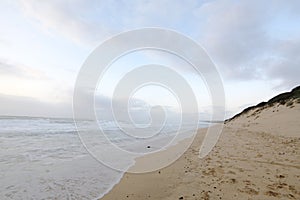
19 0 112 46
0 91 140 119
0 93 72 118
196 0 300 88
20 0 300 87
17 0 207 46
0 59 46 80
0 38 11 46
0 58 74 104
199 1 270 78
5 0 299 117
266 39 300 89
118 0 202 29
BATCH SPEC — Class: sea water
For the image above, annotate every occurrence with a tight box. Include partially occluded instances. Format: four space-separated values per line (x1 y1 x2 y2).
0 116 211 199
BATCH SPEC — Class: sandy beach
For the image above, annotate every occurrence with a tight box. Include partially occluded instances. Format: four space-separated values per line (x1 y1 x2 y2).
101 100 300 199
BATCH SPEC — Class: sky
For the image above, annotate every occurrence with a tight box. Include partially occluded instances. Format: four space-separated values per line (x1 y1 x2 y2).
0 0 299 119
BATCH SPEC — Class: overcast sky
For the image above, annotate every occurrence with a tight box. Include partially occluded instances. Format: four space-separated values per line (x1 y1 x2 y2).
0 0 299 119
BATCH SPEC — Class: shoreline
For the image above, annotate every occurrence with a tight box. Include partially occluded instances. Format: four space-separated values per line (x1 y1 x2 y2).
101 103 300 200
98 128 205 199
100 128 208 199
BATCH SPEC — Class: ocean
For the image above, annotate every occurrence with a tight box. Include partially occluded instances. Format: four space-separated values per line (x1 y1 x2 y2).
0 116 211 199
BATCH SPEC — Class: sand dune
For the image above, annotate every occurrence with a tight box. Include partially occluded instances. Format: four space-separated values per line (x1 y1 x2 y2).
101 89 300 200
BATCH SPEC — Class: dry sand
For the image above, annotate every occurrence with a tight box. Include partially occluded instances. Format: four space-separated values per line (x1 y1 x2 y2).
101 102 300 200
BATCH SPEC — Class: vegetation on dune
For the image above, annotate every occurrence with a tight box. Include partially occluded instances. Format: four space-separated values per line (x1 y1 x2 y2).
226 85 300 122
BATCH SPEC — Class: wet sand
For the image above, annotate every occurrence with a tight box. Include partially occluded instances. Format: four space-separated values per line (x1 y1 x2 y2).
101 102 300 200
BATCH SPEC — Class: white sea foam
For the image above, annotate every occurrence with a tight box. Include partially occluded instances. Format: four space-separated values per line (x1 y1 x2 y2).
0 116 211 199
